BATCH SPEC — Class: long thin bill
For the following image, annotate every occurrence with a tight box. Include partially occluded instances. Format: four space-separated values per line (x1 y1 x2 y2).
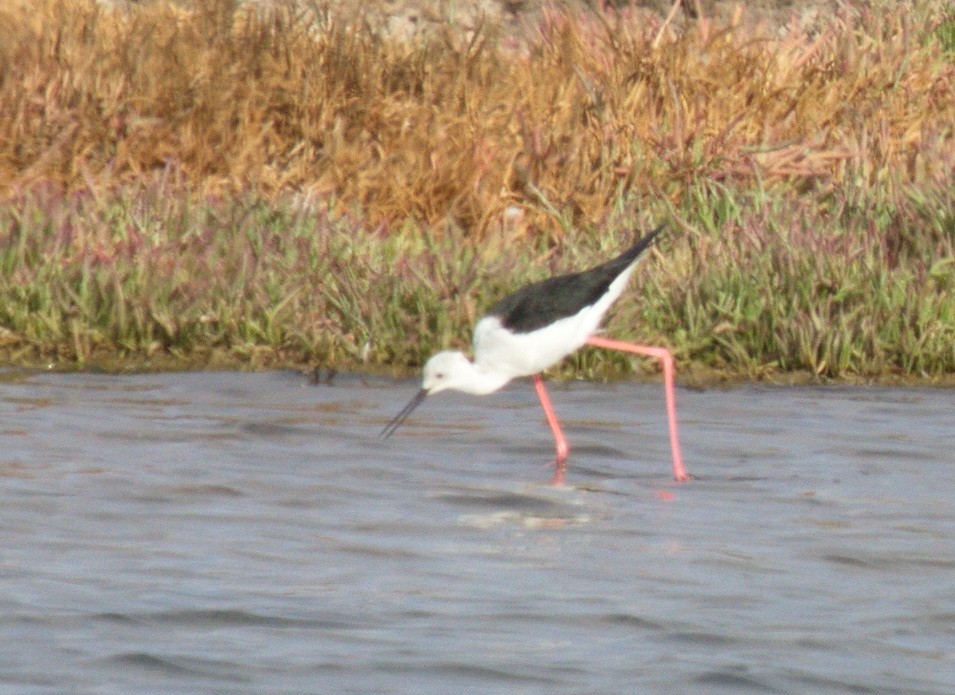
380 388 428 439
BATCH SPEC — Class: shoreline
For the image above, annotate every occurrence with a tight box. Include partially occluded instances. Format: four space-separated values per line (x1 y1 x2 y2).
3 358 955 389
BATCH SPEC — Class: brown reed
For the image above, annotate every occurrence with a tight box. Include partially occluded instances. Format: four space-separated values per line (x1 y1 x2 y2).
0 0 951 237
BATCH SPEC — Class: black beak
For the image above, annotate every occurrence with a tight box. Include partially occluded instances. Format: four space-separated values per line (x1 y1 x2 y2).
381 388 428 439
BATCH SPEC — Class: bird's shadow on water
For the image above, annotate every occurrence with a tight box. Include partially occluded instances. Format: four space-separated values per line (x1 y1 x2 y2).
495 446 786 493
498 442 688 486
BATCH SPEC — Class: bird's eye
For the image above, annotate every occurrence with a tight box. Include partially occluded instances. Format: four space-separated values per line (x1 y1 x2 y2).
435 373 444 379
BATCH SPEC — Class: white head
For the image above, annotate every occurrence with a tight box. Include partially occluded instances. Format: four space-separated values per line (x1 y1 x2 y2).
421 350 475 394
381 349 509 439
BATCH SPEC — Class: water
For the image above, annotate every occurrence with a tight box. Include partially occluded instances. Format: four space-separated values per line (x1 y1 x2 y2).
0 369 953 694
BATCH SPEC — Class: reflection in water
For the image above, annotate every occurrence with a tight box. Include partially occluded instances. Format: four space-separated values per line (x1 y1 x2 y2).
0 369 953 694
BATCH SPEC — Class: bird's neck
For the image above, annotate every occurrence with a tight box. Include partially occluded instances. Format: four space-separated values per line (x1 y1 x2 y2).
456 358 512 395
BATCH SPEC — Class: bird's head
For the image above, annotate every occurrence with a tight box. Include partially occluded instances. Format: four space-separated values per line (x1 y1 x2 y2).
380 350 473 439
421 350 472 395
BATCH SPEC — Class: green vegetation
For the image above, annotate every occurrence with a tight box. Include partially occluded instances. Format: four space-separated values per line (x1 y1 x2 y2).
1 180 951 382
0 0 952 382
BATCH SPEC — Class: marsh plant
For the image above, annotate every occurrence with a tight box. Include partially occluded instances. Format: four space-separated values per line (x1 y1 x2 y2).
0 0 952 380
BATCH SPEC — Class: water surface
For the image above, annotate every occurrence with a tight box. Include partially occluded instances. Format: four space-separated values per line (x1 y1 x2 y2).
1 370 953 694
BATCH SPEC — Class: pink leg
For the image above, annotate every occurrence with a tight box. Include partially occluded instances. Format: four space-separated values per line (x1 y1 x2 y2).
533 374 568 486
586 336 690 482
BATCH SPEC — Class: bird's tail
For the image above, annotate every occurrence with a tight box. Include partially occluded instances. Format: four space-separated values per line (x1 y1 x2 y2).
611 222 667 270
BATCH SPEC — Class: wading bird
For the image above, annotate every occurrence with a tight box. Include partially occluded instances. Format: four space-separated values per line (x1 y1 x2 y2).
381 224 688 485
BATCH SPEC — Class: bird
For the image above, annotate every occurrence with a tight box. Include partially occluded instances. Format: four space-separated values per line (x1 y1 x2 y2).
381 223 689 484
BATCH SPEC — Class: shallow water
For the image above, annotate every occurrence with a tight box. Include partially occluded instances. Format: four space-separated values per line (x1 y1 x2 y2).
0 369 953 694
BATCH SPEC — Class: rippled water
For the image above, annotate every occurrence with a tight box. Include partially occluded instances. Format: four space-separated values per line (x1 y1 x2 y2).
0 369 953 694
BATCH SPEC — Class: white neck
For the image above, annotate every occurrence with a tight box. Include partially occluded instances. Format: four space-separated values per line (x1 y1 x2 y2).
452 358 513 395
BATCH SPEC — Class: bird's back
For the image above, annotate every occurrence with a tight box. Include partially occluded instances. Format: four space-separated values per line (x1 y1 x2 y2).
487 224 666 334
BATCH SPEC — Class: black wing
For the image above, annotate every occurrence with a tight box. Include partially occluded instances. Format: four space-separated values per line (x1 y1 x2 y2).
488 224 666 333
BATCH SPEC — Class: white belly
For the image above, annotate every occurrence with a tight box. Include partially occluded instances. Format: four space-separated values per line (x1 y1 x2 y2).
471 314 585 377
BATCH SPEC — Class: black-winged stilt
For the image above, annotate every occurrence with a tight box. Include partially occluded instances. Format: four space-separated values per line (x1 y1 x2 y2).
382 223 688 484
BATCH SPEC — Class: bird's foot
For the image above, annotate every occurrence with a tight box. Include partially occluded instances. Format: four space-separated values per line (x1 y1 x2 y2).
550 454 568 487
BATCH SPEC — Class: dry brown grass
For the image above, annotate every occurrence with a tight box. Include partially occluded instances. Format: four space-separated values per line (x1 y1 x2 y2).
0 0 951 237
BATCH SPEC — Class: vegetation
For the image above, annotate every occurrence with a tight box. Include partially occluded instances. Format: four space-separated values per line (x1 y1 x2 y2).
0 0 952 382
1 179 951 381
